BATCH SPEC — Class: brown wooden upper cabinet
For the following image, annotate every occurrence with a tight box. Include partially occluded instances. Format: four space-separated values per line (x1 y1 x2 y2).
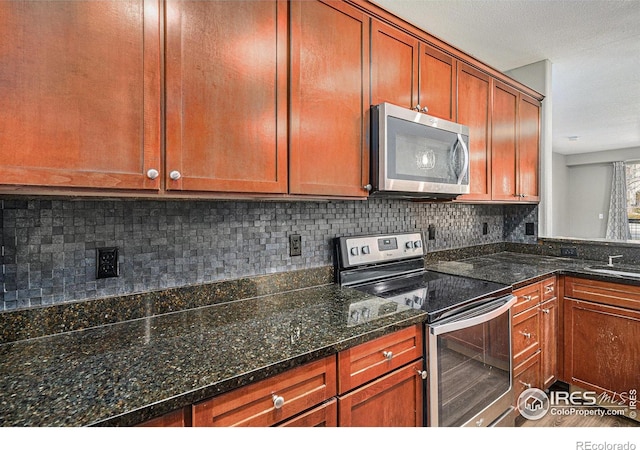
371 20 456 121
0 0 161 191
289 0 370 197
490 81 540 202
165 0 288 194
455 63 493 201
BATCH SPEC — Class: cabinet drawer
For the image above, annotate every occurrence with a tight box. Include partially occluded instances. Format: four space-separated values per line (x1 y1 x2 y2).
512 282 541 315
338 324 423 394
512 306 540 366
192 356 337 427
277 399 337 427
513 351 541 408
565 277 640 311
542 276 557 301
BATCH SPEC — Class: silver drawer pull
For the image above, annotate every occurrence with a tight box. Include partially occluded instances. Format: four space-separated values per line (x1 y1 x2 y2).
520 331 531 339
522 295 532 302
545 286 554 293
382 351 393 361
542 308 550 314
272 394 285 409
519 381 532 389
416 370 428 380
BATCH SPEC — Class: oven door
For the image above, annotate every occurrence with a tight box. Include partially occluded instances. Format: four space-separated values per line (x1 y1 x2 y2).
427 295 516 427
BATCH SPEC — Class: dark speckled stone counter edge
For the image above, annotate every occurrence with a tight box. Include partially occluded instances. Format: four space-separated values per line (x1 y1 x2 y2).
93 314 425 427
0 266 333 345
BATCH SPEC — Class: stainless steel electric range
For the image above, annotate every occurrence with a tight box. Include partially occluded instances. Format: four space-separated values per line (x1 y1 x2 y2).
335 232 517 427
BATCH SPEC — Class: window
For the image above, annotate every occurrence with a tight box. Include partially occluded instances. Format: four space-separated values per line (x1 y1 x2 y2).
627 163 640 240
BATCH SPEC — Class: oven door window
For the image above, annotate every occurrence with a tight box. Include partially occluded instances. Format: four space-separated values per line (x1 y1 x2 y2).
429 302 511 427
387 116 468 185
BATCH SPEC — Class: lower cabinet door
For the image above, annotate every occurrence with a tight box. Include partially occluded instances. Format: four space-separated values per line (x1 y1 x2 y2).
338 360 424 427
277 399 337 427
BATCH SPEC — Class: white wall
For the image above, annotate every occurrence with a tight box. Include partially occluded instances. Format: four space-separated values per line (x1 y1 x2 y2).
552 152 569 236
552 146 640 239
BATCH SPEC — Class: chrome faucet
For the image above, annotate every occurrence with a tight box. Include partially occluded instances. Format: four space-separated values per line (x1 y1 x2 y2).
607 255 623 267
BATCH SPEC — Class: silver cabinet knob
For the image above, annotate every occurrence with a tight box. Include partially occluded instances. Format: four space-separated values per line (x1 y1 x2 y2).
542 308 550 314
272 394 285 409
146 169 159 180
363 184 372 192
520 331 531 339
545 286 554 294
413 104 421 112
169 170 181 181
522 295 532 302
416 370 428 380
382 350 393 361
519 381 532 389
421 106 429 113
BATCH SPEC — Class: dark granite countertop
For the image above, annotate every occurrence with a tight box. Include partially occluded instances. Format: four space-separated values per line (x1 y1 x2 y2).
425 251 640 289
0 283 425 427
3 251 640 428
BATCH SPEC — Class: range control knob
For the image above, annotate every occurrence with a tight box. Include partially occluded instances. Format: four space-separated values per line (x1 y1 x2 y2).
350 247 359 256
361 245 370 255
405 241 414 249
414 240 423 249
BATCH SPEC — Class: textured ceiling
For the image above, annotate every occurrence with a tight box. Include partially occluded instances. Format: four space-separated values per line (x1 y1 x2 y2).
371 0 640 155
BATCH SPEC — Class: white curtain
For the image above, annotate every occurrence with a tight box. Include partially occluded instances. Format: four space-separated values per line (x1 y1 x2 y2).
605 161 631 240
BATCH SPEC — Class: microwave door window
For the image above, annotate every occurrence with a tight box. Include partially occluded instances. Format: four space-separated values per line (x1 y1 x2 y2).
387 117 459 184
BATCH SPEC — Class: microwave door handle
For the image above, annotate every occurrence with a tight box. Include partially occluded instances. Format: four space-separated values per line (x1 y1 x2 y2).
455 133 469 185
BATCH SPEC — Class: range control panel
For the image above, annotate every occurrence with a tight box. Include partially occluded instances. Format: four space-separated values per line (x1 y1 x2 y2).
338 232 425 268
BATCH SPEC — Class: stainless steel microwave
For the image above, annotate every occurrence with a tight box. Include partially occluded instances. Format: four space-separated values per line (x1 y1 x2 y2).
369 102 470 198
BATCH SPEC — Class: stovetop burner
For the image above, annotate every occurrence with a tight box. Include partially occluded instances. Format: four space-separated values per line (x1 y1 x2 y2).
335 232 511 323
352 270 510 323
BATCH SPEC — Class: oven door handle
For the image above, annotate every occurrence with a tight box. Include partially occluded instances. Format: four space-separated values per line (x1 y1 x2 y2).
429 295 516 336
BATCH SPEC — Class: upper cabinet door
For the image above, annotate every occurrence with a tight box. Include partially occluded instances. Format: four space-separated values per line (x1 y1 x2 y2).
518 94 541 202
289 0 370 197
491 81 519 201
418 44 457 121
370 20 419 109
165 0 288 194
456 63 492 201
0 0 161 191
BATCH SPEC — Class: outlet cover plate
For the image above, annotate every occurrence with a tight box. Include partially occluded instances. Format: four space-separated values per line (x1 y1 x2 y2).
289 235 302 257
97 247 119 279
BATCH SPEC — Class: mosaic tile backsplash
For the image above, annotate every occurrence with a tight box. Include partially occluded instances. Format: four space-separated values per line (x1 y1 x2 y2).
0 197 536 311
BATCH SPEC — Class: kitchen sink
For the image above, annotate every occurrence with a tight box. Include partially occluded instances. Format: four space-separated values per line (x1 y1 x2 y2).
584 265 640 279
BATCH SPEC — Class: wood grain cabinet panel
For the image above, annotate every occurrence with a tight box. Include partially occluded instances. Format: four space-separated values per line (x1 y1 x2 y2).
289 0 369 197
512 305 541 367
192 356 336 427
0 0 161 191
418 44 456 121
370 19 418 108
518 94 541 202
563 277 640 399
277 399 337 427
540 296 558 389
136 408 188 427
338 360 424 427
456 63 492 201
513 351 541 408
491 81 519 201
165 0 288 194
